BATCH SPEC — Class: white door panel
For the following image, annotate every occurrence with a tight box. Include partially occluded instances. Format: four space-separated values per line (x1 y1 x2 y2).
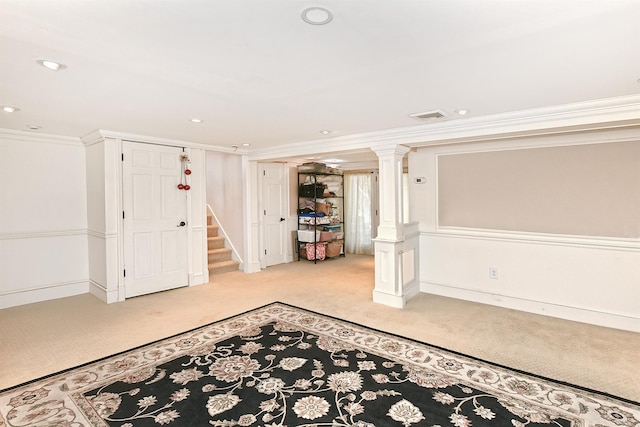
123 142 188 298
261 163 287 267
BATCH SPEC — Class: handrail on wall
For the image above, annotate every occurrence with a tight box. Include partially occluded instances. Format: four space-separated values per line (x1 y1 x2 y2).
206 204 243 266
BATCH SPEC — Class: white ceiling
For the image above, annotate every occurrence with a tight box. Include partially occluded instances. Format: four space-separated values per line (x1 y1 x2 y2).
1 0 639 160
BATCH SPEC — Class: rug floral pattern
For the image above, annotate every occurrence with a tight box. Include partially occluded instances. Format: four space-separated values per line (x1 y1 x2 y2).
0 303 638 427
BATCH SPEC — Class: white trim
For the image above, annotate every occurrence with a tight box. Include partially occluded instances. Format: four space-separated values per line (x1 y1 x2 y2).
0 229 87 240
420 281 640 333
0 279 90 309
245 260 262 274
0 129 82 146
85 129 247 154
89 279 120 304
248 95 640 161
429 127 639 157
189 272 207 286
372 290 406 309
427 228 640 252
87 229 118 239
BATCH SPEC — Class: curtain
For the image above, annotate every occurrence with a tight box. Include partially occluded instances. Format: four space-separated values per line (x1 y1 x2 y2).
345 173 373 255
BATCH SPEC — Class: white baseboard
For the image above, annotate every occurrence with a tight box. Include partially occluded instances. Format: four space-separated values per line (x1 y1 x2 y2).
372 290 406 309
244 261 262 274
404 281 421 303
420 281 640 333
189 272 207 286
88 280 122 304
0 280 89 309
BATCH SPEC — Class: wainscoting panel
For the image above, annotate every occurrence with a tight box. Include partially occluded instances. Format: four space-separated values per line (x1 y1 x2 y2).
0 232 89 309
418 231 640 332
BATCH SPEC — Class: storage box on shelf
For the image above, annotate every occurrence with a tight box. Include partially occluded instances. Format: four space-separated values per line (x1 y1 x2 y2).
297 229 321 243
301 242 328 260
326 239 344 258
297 164 345 263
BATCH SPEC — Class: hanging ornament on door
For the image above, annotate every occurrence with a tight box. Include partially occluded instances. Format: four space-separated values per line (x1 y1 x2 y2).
177 153 192 190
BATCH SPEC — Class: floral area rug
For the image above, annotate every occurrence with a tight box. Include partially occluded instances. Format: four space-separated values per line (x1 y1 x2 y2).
1 303 638 427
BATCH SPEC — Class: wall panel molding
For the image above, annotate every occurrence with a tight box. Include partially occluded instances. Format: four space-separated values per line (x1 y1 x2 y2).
420 280 640 333
0 229 87 240
430 227 640 252
0 279 89 309
418 231 640 332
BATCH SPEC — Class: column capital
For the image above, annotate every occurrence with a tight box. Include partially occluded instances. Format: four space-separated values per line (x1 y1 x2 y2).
370 143 411 157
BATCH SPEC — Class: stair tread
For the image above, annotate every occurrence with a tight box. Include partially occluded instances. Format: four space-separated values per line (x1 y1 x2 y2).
209 259 239 267
208 247 231 253
208 260 240 274
206 211 234 272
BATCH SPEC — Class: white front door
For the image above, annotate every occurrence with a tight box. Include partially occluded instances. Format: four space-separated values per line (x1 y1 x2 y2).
122 142 189 298
261 163 287 267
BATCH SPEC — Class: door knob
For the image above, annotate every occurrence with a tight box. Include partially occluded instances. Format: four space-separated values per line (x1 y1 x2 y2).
177 221 186 227
280 217 286 222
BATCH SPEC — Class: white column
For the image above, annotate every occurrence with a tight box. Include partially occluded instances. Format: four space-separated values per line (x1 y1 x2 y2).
371 144 411 308
83 134 124 303
243 159 262 273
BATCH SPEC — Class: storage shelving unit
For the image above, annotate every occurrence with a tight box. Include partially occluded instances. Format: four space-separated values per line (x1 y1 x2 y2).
297 166 345 263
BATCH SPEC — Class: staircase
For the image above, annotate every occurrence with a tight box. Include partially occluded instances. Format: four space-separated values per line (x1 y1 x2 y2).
207 212 240 275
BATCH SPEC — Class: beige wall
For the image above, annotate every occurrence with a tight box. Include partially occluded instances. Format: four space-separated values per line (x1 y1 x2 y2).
438 141 640 238
410 129 640 331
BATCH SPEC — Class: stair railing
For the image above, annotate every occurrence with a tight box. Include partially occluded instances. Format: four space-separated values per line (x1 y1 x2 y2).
206 204 243 267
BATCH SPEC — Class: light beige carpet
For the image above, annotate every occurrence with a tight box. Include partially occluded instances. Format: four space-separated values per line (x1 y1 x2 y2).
1 254 639 403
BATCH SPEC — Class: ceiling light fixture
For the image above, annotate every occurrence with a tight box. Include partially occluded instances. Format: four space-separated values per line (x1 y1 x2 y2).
26 124 41 131
190 118 203 123
242 143 251 147
455 109 468 116
320 130 330 135
302 7 333 25
37 59 66 71
2 106 20 113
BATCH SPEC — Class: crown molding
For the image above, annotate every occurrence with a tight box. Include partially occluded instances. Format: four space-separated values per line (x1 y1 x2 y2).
0 128 82 146
81 129 248 155
248 94 640 161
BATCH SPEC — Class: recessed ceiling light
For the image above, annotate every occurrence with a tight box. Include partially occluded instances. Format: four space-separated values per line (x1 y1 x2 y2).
190 118 203 123
242 143 251 147
302 7 333 25
2 106 20 113
320 130 331 135
37 59 66 71
26 124 41 131
456 109 468 116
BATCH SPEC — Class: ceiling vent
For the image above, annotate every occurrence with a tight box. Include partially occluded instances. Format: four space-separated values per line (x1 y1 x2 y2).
409 110 447 121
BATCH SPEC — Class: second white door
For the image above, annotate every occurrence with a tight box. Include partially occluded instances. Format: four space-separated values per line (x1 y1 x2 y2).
261 163 287 267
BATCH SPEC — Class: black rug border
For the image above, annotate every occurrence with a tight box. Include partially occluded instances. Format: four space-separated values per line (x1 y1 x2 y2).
2 300 638 408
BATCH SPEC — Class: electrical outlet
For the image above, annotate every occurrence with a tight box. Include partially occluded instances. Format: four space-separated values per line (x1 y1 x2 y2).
489 267 499 280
